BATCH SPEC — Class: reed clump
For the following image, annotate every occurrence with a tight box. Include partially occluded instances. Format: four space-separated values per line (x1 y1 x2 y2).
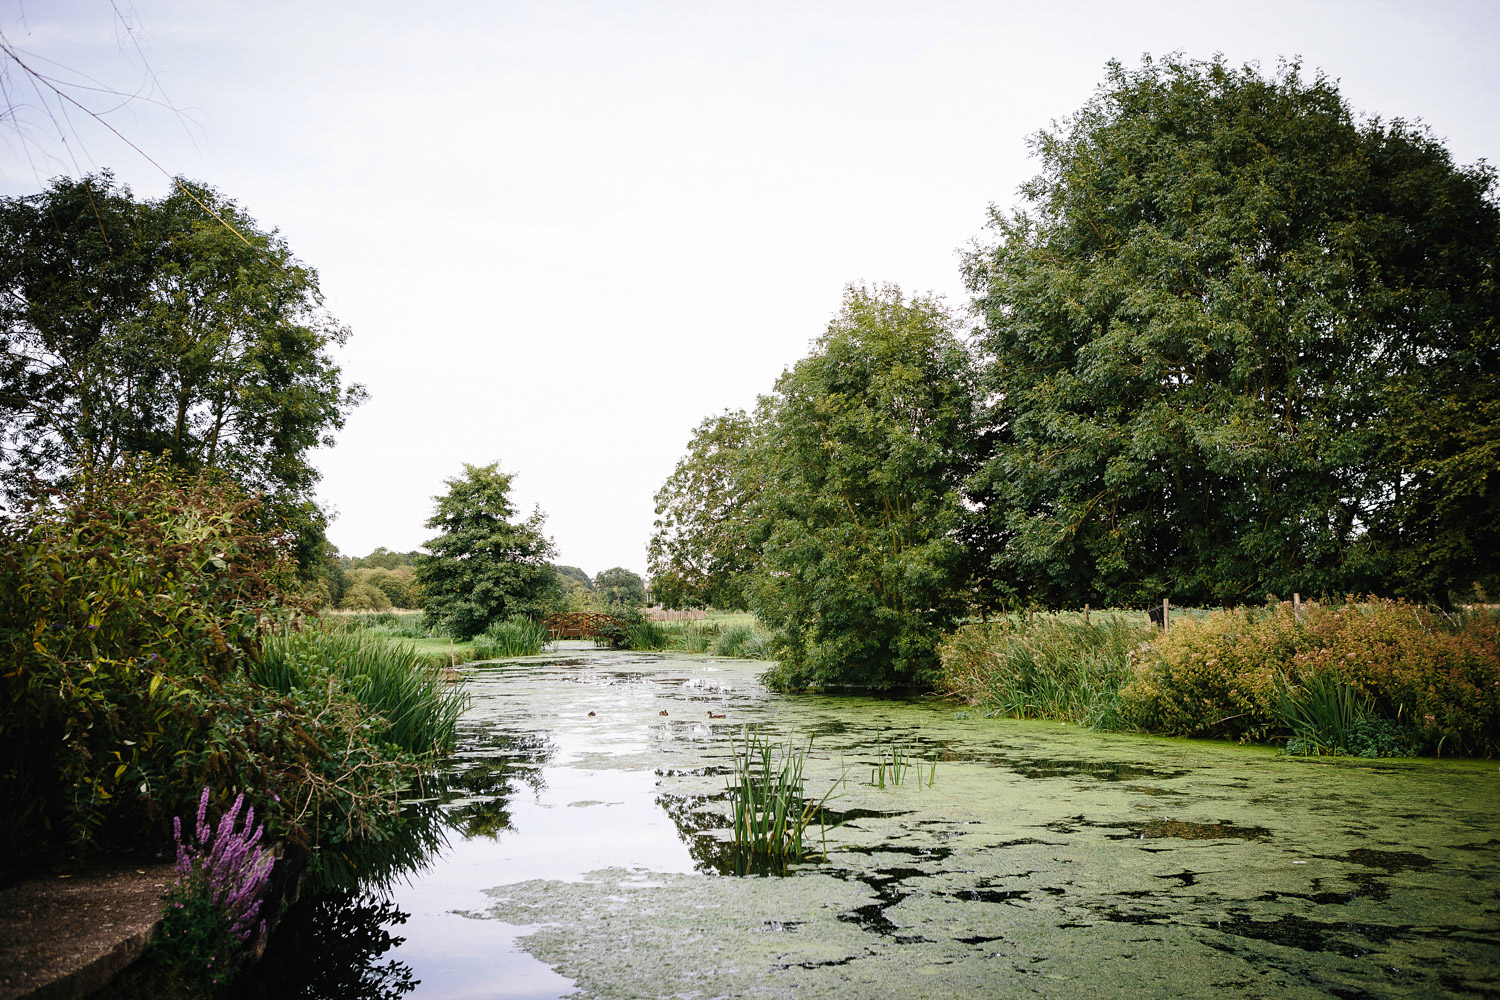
725 728 838 874
938 616 1148 730
256 630 467 758
470 616 550 659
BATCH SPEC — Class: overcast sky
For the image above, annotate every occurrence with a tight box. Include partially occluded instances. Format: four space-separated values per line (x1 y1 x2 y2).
3 0 1497 579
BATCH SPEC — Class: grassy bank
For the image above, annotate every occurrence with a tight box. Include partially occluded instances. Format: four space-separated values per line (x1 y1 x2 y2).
938 601 1500 756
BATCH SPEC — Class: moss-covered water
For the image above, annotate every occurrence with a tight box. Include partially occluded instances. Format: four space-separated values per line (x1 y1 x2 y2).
280 645 1500 998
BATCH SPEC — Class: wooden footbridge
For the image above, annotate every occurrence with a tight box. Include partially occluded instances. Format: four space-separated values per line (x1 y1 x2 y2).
540 611 621 640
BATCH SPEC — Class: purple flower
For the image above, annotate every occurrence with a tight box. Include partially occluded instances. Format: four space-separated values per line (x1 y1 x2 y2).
169 786 274 949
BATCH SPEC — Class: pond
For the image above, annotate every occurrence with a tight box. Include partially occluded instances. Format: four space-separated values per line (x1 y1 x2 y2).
245 644 1500 999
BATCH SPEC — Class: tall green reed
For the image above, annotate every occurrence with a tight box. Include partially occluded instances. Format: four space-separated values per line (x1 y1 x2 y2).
939 616 1149 729
725 728 840 874
255 630 467 758
470 617 549 659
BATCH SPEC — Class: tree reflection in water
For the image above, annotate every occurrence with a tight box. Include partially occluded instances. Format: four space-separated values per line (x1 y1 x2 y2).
443 731 551 839
238 729 554 995
230 891 416 1000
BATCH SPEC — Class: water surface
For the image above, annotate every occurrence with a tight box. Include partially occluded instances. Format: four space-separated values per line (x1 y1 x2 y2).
292 645 1500 998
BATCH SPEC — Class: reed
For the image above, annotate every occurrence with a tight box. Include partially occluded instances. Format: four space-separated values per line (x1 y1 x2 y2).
470 617 549 659
255 630 468 758
1277 673 1373 756
725 728 840 873
939 616 1148 729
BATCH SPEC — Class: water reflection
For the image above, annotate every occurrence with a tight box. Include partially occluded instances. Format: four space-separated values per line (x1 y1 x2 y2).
232 891 417 1000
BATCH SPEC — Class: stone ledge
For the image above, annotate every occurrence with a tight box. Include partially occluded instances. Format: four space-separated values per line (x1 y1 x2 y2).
0 865 174 1000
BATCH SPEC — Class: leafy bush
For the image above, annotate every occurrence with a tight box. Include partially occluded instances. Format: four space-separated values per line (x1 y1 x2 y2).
340 581 393 611
593 607 664 650
1120 600 1500 752
0 462 453 880
469 617 549 659
938 616 1151 728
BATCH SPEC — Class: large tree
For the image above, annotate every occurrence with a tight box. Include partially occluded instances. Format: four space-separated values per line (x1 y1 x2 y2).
416 463 558 639
963 56 1500 607
0 172 364 566
752 285 983 689
648 409 761 610
594 566 647 607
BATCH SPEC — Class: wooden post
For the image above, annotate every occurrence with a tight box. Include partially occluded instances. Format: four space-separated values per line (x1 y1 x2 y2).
1083 603 1090 625
1293 593 1301 621
1162 598 1170 633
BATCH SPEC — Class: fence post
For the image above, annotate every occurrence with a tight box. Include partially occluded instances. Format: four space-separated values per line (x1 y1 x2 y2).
1163 598 1170 633
1293 593 1301 621
1083 603 1090 625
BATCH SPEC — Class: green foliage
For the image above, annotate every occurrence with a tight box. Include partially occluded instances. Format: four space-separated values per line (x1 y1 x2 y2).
753 285 984 691
712 622 774 660
350 547 423 571
469 617 549 659
938 617 1150 729
725 729 835 874
340 581 393 612
554 565 594 591
962 55 1500 608
0 462 448 880
346 566 423 609
594 566 647 606
0 172 365 571
649 409 760 611
415 463 559 640
590 606 664 650
1276 674 1372 756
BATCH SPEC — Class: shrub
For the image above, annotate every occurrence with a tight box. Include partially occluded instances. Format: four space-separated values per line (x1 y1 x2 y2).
340 581 393 612
0 462 454 881
1120 600 1500 752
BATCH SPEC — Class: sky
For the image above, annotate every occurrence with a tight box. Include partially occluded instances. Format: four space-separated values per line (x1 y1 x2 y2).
2 0 1497 580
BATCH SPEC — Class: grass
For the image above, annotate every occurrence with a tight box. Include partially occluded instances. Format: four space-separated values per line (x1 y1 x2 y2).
255 630 468 758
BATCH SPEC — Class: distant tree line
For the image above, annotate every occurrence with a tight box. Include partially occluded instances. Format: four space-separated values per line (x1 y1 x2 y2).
649 56 1500 690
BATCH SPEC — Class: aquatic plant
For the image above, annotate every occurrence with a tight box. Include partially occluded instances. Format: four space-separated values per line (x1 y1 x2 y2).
938 616 1147 729
664 620 721 654
470 616 550 659
1276 673 1372 755
255 629 468 758
713 622 775 660
725 728 840 873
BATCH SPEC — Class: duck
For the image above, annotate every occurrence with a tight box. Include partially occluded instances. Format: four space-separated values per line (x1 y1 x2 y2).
659 709 669 716
587 711 596 717
707 711 726 719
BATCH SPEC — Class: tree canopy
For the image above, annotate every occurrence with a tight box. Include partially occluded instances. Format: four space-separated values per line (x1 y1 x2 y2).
648 409 760 610
415 463 558 639
594 566 647 606
963 55 1500 607
0 172 364 567
649 285 983 688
